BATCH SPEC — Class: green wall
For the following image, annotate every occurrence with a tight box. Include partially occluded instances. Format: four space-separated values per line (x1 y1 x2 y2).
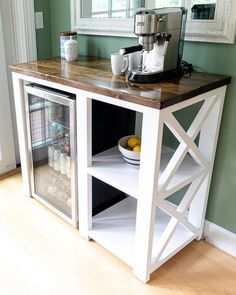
50 0 71 57
34 2 236 234
34 0 70 59
184 42 236 234
34 0 52 59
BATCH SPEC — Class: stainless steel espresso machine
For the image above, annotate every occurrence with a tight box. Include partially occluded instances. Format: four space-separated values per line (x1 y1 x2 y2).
120 7 187 83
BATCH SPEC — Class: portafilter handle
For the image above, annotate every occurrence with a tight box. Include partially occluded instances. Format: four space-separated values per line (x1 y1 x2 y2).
119 45 143 55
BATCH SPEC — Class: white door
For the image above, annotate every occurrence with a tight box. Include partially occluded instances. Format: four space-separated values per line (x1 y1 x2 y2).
0 0 36 174
0 10 16 173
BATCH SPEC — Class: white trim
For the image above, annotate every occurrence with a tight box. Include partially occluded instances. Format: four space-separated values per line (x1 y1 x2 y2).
71 0 236 44
185 0 236 43
11 0 37 62
0 0 37 166
74 17 135 38
0 10 16 173
203 220 236 257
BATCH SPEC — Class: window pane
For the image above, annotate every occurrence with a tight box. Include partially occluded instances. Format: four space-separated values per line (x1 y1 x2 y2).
191 0 216 19
131 0 145 9
153 0 182 7
112 11 127 17
92 0 108 13
112 0 126 10
191 0 216 4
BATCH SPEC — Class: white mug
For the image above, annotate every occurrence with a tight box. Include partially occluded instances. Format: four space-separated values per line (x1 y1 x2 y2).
128 51 142 71
111 53 128 76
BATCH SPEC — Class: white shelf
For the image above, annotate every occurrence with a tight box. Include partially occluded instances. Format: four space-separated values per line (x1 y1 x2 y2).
88 197 195 269
87 146 139 197
87 145 204 198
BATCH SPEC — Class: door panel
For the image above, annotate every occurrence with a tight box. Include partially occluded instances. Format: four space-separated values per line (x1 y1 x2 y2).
0 10 16 173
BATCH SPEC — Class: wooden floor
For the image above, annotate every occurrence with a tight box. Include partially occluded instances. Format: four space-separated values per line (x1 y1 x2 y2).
0 173 236 295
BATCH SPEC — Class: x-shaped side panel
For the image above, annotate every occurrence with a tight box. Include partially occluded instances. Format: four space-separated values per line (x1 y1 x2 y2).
158 96 216 195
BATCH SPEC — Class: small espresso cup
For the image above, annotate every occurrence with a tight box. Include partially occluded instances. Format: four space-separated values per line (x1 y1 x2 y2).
111 53 128 76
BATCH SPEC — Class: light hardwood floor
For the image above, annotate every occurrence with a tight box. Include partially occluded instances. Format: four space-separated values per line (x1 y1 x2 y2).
0 173 235 295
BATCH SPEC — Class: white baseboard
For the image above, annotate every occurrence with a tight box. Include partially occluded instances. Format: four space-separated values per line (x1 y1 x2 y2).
0 163 16 174
203 220 236 257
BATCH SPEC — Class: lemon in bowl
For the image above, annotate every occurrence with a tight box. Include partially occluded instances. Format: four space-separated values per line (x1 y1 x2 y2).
127 137 141 149
118 135 141 168
132 145 141 152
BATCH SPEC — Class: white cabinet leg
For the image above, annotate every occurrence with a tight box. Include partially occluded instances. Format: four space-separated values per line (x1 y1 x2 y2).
12 74 31 197
77 93 92 239
133 108 163 282
188 87 226 240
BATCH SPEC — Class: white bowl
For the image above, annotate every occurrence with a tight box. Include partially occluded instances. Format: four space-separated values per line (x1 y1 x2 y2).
118 135 141 168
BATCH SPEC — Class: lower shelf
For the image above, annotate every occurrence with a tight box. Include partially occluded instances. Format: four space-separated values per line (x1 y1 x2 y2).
88 197 196 271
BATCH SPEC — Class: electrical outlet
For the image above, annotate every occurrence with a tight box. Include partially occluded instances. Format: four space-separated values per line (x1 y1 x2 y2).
35 11 44 29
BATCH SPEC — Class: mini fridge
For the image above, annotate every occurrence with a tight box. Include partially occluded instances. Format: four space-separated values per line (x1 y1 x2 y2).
25 84 135 227
25 84 77 226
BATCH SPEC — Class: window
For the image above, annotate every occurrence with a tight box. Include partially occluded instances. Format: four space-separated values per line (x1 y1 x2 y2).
91 0 146 18
90 0 216 20
72 0 236 43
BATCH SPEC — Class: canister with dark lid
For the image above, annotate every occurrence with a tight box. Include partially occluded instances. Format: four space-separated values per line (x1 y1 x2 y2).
60 31 77 58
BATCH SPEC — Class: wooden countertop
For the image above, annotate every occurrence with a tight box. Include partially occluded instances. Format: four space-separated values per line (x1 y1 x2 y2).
10 56 231 109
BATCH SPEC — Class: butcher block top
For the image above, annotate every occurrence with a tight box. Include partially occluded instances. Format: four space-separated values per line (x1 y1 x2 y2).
10 56 231 109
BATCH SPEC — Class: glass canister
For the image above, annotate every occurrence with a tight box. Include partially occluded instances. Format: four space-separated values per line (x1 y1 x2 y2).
64 36 78 62
60 31 77 59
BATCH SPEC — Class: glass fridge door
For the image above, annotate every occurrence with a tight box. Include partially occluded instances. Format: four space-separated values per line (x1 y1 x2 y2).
25 85 76 224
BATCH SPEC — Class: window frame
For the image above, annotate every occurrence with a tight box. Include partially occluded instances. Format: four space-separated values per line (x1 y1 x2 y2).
71 0 236 43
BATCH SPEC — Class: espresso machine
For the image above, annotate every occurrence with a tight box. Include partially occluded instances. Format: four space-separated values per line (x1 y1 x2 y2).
120 7 187 83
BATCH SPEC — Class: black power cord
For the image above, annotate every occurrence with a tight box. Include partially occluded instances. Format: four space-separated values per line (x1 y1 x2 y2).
180 60 193 75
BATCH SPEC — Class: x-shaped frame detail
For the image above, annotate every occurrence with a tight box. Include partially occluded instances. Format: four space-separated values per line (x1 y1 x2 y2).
152 95 218 270
158 95 216 196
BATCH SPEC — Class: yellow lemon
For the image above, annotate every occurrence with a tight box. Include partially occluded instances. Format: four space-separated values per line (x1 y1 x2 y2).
133 145 141 152
127 137 141 149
